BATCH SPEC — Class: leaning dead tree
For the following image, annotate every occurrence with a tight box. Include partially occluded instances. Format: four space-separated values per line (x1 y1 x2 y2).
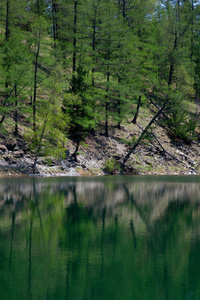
137 123 197 173
121 100 167 171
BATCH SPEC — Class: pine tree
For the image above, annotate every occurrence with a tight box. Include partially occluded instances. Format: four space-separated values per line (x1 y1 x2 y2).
0 0 32 130
85 0 141 136
150 0 197 141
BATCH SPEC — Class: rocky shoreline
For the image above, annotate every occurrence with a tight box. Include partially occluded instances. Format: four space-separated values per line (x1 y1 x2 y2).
0 129 200 177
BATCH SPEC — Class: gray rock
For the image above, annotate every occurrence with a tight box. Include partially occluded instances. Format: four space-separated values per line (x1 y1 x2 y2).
13 150 24 158
0 145 7 152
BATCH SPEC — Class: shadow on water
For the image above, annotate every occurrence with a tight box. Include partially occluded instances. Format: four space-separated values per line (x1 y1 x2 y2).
0 176 200 299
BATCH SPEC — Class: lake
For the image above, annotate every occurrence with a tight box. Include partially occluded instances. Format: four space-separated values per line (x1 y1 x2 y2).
0 175 200 300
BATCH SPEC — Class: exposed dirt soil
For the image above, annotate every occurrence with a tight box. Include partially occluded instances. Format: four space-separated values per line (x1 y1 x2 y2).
0 108 200 177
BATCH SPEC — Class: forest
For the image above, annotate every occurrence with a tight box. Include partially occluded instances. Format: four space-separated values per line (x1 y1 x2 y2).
0 0 200 173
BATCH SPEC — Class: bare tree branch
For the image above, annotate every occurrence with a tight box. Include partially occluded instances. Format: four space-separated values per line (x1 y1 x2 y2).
121 100 167 171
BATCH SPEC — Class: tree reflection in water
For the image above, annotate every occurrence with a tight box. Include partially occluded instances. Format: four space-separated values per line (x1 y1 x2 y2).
0 176 200 299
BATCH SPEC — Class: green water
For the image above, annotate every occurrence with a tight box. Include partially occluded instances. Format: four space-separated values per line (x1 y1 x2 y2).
0 175 200 300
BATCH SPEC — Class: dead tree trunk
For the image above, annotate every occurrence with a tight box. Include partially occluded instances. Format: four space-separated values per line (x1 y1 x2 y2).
121 101 167 171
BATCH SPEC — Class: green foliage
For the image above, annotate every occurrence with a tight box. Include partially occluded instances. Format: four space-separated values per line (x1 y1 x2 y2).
63 93 96 136
25 125 67 159
80 141 90 150
2 178 200 299
45 143 66 162
103 158 121 174
121 135 137 146
165 93 197 143
0 0 200 153
63 65 97 141
70 65 87 95
176 65 196 99
24 65 68 162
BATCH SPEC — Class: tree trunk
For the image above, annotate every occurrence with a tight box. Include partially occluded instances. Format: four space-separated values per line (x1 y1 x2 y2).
132 95 141 124
14 84 18 136
5 1 10 42
72 0 77 93
121 101 167 170
1 0 10 125
105 31 110 137
168 36 177 86
105 101 109 137
32 117 47 171
33 32 41 132
0 115 5 125
72 140 80 162
122 0 126 18
117 99 121 129
52 0 58 44
92 7 97 87
117 76 121 129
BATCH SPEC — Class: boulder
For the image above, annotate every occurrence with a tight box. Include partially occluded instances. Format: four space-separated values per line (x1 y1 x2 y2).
0 145 7 152
13 150 24 158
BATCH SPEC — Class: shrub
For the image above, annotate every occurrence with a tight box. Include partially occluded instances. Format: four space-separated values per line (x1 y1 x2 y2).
121 135 137 146
103 158 121 174
162 91 197 143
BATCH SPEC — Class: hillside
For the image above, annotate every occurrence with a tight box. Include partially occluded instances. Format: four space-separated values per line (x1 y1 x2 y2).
0 0 200 178
0 105 199 177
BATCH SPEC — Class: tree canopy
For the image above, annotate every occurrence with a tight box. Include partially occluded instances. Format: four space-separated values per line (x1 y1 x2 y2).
0 0 199 162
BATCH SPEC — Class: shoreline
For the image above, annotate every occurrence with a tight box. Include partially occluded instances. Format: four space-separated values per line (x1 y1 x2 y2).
1 130 199 178
0 163 199 178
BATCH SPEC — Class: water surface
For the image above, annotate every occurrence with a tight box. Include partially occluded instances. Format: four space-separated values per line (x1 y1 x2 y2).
0 175 200 300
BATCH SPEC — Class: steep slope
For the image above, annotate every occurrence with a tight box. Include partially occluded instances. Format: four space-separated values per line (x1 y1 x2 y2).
0 105 200 177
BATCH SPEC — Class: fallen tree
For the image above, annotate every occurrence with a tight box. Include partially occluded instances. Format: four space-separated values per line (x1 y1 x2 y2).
121 100 167 172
